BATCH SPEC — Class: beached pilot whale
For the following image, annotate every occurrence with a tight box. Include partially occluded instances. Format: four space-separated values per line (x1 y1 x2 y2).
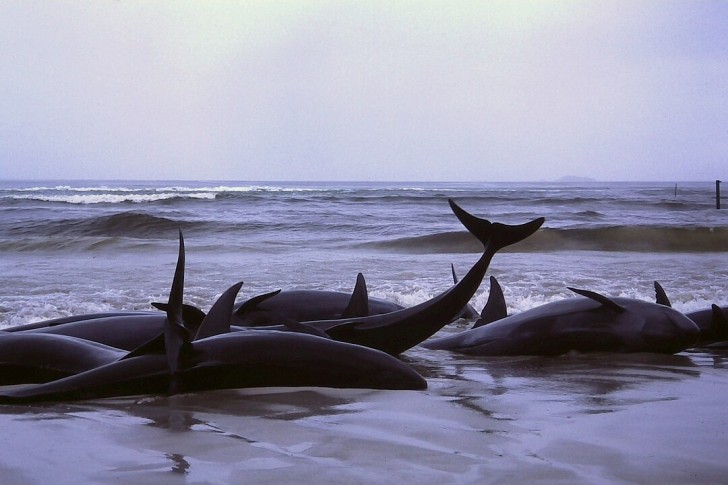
0 232 426 402
0 333 125 385
422 287 701 356
230 273 405 327
231 265 480 329
258 200 544 355
4 305 206 334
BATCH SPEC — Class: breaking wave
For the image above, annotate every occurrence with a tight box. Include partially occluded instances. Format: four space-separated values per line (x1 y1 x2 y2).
366 226 728 253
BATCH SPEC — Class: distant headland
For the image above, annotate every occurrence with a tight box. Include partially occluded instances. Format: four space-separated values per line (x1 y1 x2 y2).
555 176 597 182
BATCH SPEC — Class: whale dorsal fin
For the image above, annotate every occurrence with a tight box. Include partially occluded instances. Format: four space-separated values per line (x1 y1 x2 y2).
233 289 282 316
194 281 244 341
654 281 671 307
712 305 728 339
473 276 508 329
568 287 626 314
342 273 369 318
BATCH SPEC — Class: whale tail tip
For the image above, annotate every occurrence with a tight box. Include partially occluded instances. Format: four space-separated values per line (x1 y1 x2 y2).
448 199 544 253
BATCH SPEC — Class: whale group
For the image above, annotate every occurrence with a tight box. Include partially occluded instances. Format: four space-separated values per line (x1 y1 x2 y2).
0 198 723 404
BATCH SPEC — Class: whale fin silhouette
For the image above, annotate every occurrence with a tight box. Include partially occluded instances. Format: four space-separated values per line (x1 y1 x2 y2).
654 281 671 307
150 303 208 331
121 333 166 360
451 264 480 320
473 276 507 329
568 287 626 314
342 273 369 318
163 230 191 378
194 281 244 340
233 289 282 317
448 199 544 253
122 230 191 376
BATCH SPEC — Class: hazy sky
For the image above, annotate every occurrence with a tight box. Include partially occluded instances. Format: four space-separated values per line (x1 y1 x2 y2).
1 1 726 182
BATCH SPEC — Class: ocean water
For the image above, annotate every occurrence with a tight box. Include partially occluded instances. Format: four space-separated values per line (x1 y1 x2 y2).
0 180 727 483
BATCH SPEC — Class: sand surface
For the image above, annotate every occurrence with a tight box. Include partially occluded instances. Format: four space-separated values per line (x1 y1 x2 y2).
1 342 726 484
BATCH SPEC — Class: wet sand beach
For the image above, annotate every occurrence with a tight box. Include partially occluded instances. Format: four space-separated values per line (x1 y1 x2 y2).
1 338 726 484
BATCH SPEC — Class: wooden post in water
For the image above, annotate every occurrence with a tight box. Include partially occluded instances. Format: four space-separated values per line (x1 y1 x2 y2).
718 180 722 209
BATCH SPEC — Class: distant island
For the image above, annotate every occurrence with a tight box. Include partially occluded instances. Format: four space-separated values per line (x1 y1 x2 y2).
555 176 597 182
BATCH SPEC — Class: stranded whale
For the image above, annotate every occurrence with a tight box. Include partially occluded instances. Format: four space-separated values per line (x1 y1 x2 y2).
422 287 700 356
230 273 405 327
0 232 426 402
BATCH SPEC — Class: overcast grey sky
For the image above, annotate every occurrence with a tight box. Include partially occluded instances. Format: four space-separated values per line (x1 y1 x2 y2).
1 1 726 182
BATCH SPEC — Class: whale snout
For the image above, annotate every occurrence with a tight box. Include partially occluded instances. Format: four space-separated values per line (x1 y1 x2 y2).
641 308 701 353
669 310 701 350
375 364 428 390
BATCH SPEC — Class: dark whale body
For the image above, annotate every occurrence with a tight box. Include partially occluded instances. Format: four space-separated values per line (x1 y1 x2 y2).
0 333 124 384
231 272 405 327
422 288 701 356
0 231 427 402
254 199 545 355
232 265 481 329
686 305 728 346
0 331 426 404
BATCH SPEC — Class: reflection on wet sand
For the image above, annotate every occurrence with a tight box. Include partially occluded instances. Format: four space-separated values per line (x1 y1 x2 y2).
409 345 702 419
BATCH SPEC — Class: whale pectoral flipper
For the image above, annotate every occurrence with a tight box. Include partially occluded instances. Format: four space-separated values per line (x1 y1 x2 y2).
150 303 208 330
233 289 282 317
568 287 626 314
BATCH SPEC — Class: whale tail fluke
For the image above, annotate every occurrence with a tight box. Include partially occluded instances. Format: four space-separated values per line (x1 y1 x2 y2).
448 199 544 254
